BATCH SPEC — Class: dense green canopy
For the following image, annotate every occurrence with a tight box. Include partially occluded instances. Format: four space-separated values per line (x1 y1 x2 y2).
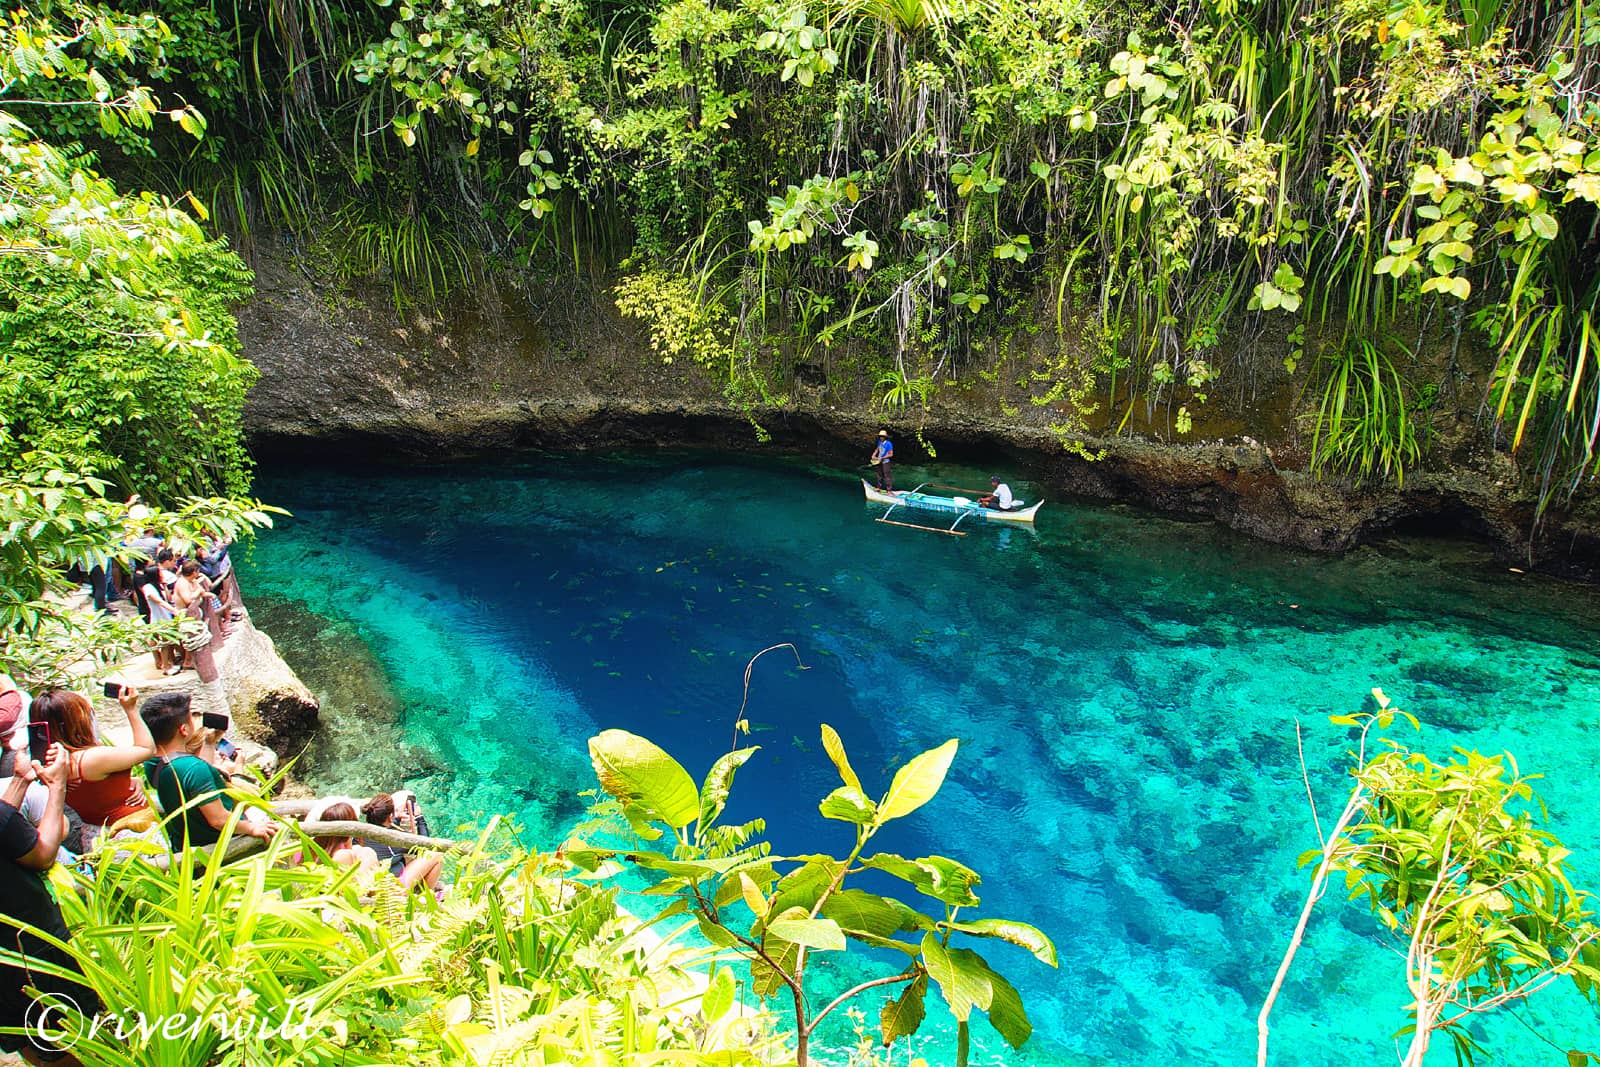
7 0 1600 502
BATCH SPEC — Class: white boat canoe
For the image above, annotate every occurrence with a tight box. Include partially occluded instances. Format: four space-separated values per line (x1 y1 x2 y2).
862 479 1042 530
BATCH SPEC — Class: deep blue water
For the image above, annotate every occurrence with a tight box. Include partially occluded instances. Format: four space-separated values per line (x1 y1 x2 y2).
237 453 1600 1067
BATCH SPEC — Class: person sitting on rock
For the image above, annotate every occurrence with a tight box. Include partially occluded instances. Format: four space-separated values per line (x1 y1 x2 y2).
361 791 444 894
29 687 157 845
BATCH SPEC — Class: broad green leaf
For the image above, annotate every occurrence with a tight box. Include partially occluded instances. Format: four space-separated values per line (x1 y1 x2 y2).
771 856 847 914
767 916 846 950
821 724 862 791
752 932 800 997
589 730 700 829
942 919 1058 966
698 746 759 834
740 872 770 919
877 738 958 822
983 964 1032 1048
845 930 923 956
862 853 982 907
881 974 927 1046
822 889 923 938
921 934 991 1020
702 966 736 1021
819 785 877 824
630 852 762 880
697 913 740 947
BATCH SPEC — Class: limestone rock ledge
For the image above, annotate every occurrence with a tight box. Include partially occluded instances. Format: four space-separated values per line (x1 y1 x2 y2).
237 246 1600 578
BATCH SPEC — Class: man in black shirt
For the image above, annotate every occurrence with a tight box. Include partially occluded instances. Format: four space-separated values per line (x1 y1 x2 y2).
1 743 94 1065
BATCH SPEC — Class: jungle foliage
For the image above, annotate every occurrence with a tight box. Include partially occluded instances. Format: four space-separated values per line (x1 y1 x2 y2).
0 0 275 686
3 806 781 1065
0 0 259 500
32 0 1596 503
576 724 1057 1066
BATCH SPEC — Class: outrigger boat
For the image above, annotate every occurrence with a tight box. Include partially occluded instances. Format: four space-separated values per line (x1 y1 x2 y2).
863 480 1043 536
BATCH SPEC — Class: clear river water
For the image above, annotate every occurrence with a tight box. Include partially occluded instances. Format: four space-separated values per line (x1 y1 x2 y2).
236 452 1600 1067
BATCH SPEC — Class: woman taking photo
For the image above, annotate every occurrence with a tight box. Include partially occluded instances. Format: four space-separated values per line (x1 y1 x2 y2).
28 686 156 841
361 791 444 894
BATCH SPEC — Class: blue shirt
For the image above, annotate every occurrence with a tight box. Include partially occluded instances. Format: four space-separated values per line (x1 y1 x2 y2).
875 438 894 461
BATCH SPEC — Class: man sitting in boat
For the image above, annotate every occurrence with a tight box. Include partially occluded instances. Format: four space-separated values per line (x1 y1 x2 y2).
976 477 1015 510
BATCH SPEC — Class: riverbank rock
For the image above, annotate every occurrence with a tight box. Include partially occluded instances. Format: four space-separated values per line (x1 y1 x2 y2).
91 616 318 763
236 243 1600 580
217 619 320 760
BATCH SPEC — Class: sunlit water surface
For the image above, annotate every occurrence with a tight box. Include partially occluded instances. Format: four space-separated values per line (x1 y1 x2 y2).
237 453 1600 1067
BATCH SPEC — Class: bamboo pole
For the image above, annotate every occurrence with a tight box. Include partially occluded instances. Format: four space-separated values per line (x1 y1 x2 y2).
875 517 967 536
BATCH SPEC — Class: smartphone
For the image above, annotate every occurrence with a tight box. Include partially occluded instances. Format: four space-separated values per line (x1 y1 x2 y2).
202 712 230 731
26 721 50 763
102 680 122 699
216 738 238 759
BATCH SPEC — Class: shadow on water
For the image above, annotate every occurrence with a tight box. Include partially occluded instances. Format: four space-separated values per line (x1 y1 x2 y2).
236 451 1600 1067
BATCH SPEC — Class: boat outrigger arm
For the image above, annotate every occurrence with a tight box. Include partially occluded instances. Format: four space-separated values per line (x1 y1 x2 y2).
863 480 1043 536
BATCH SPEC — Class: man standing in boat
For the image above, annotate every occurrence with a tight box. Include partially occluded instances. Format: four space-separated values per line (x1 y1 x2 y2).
977 476 1015 510
870 430 894 491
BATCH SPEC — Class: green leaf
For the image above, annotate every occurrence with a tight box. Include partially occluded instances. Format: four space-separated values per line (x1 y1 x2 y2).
589 730 701 829
820 724 862 791
751 932 799 997
771 856 847 914
861 853 982 906
921 934 991 1020
698 913 740 947
766 916 846 950
698 746 759 834
702 966 736 1021
819 785 877 823
942 919 1058 966
822 889 923 938
983 964 1032 1048
740 871 770 919
881 974 927 1046
877 738 958 822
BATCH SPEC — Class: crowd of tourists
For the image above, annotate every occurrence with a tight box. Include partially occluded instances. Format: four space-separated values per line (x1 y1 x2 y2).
66 528 247 675
1 553 445 1065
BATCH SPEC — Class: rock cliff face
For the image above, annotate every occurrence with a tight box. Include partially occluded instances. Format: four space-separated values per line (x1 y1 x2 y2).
239 247 1600 578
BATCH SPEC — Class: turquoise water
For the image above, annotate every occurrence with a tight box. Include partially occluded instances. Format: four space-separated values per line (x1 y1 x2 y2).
237 453 1600 1067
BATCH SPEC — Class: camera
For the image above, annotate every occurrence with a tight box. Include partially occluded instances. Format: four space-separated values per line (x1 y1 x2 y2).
26 721 51 763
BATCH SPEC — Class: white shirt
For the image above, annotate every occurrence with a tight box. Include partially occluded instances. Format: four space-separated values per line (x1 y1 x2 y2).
993 483 1015 509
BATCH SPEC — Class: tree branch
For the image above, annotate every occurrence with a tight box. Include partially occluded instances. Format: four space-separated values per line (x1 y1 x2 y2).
804 972 918 1035
1257 782 1368 1067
